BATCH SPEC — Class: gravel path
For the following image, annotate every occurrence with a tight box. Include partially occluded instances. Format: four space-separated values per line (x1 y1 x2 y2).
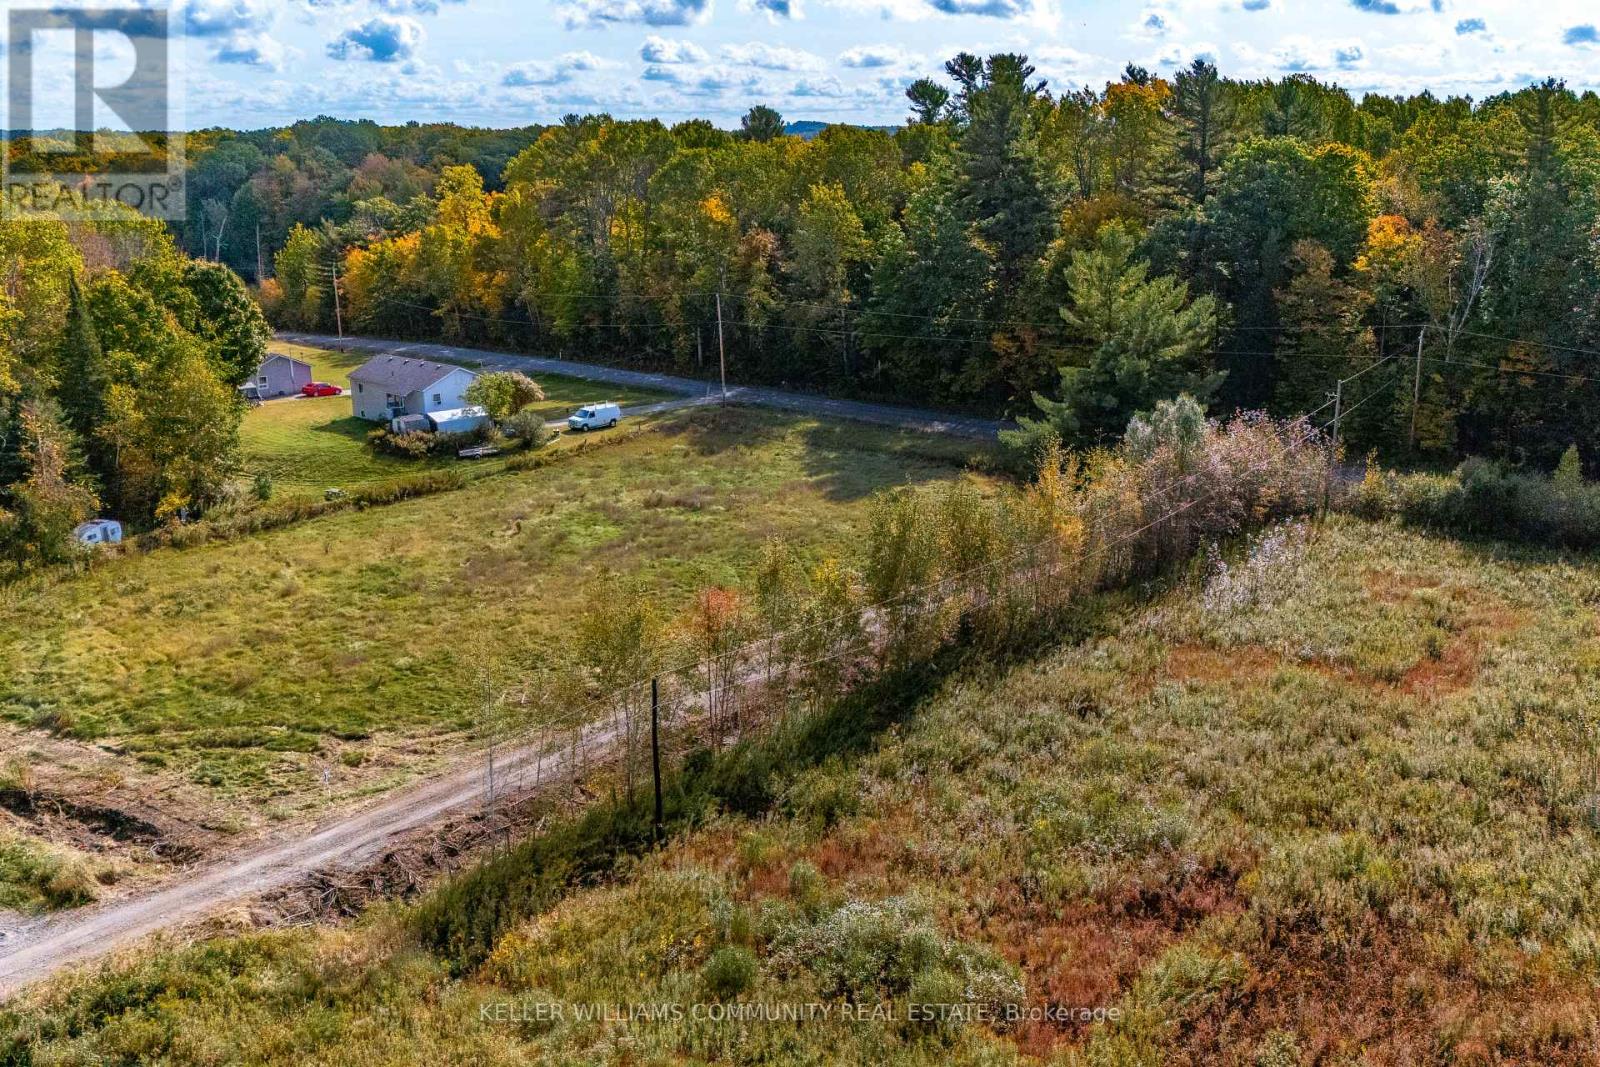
0 728 596 999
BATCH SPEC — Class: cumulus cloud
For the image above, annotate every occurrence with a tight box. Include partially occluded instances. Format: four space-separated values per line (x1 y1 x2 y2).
789 76 852 97
744 0 801 19
639 35 708 63
558 0 711 28
326 15 423 62
375 0 466 12
215 31 290 69
184 0 274 37
1248 34 1369 72
303 0 462 13
1134 6 1179 38
1563 25 1598 47
720 42 824 70
1347 0 1431 13
503 51 615 86
923 0 1031 18
839 44 916 68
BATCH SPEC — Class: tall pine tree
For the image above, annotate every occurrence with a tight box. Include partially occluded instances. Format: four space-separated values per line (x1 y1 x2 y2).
54 273 109 484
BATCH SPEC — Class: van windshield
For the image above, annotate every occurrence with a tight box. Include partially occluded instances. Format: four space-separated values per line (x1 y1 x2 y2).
575 408 591 418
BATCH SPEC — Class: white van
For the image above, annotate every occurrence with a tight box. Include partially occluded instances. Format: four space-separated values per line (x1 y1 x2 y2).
73 519 123 547
567 402 621 432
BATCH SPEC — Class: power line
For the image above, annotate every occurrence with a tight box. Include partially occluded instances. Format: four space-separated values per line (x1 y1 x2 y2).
722 290 1429 338
1424 354 1600 386
1445 328 1600 362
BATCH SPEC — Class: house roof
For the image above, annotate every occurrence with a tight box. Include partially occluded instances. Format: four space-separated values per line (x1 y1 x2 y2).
261 353 311 370
348 355 474 393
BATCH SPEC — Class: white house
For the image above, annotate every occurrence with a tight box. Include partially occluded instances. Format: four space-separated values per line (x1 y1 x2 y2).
348 355 479 423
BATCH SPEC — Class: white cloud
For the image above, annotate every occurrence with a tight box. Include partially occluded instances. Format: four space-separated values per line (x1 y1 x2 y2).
326 16 424 63
557 0 712 28
839 44 918 68
640 35 710 63
503 51 617 86
215 31 291 70
720 42 825 70
741 0 803 20
185 0 274 37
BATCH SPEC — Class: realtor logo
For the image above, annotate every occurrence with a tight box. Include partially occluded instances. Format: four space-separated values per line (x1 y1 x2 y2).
4 3 186 220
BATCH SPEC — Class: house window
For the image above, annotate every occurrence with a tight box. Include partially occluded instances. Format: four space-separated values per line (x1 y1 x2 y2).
357 384 363 393
433 393 442 405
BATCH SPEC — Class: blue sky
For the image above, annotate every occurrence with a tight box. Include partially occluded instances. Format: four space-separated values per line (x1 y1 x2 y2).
31 0 1600 128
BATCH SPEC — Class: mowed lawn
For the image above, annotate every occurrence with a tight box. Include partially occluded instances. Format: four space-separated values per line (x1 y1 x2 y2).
0 409 988 804
240 343 679 498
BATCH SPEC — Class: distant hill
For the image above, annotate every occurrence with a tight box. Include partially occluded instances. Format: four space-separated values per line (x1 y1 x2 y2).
784 120 899 140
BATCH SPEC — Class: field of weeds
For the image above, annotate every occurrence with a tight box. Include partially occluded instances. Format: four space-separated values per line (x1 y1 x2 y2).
11 516 1600 1062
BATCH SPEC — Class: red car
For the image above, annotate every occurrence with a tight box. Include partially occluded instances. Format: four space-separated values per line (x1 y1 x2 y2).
301 382 343 398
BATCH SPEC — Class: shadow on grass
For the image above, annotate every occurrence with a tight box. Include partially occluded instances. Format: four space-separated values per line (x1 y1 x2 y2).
307 416 381 443
650 406 991 504
794 419 990 503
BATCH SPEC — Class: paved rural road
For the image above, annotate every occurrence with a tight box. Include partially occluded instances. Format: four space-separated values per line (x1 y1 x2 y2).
0 728 599 1000
278 333 1009 440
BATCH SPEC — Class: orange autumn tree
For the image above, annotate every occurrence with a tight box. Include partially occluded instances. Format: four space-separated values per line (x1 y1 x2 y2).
684 586 751 744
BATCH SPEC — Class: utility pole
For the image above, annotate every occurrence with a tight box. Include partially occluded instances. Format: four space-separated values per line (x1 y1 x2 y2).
1409 325 1426 450
331 257 345 341
714 290 728 402
650 677 663 844
1323 378 1344 519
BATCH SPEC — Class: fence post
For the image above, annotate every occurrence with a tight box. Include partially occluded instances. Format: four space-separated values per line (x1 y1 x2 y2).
651 676 663 844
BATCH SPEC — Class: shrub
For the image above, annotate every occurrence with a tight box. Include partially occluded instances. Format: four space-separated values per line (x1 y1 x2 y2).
368 425 493 459
1354 459 1600 549
503 409 554 449
1556 444 1585 488
701 944 757 999
251 472 273 501
368 428 436 458
767 896 1018 1005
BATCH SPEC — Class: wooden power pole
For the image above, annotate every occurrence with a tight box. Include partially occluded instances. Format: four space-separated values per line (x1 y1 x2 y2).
331 258 345 340
1409 325 1426 450
714 291 727 401
650 677 663 843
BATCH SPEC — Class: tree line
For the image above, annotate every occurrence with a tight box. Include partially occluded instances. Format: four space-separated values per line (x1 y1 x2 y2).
216 59 1600 468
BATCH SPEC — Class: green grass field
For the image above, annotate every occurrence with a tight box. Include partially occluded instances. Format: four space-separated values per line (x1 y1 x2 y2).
14 518 1600 1063
240 343 679 498
1 407 986 809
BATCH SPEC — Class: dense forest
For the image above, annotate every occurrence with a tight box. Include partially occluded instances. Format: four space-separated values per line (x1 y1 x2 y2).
185 56 1600 468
